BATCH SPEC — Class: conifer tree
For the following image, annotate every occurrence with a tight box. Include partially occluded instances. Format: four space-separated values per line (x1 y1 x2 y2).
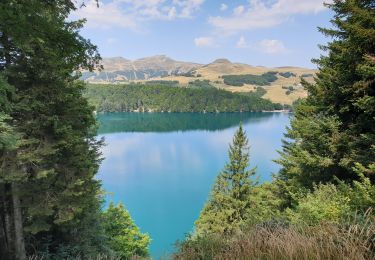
277 0 375 194
195 125 256 234
103 202 150 259
0 1 105 258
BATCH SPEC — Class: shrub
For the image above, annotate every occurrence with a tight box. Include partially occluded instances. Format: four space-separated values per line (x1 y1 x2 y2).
287 177 375 225
286 184 351 225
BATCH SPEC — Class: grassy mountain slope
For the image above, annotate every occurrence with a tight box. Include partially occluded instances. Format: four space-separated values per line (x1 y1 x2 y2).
82 56 316 105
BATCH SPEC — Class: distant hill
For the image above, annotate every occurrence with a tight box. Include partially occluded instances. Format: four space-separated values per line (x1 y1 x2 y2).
81 55 316 104
81 55 200 81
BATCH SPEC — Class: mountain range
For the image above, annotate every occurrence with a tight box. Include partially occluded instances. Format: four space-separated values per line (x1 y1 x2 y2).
81 55 316 104
81 55 200 81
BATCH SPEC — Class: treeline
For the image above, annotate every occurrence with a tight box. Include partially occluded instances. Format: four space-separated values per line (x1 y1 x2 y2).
145 80 179 86
0 1 149 259
84 84 283 113
175 1 375 259
279 71 296 78
222 71 278 86
188 79 214 88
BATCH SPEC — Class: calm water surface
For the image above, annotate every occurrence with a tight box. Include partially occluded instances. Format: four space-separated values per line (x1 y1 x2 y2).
97 112 290 258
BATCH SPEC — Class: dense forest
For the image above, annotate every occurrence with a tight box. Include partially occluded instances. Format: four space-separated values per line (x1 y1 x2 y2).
175 1 375 259
222 72 278 86
84 84 283 113
0 1 149 259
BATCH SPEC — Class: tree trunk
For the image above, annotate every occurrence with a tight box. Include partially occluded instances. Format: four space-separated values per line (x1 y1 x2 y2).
0 183 15 260
11 183 26 260
0 216 9 260
0 184 10 260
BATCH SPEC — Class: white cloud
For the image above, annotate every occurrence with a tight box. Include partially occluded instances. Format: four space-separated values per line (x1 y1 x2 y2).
194 37 214 47
73 1 137 30
174 0 206 18
106 37 117 44
236 36 249 48
233 5 245 16
209 0 331 33
168 6 177 19
73 0 205 30
220 3 228 11
257 39 287 54
236 36 288 54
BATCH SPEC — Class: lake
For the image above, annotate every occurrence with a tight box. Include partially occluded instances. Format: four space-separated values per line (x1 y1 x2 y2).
97 112 290 258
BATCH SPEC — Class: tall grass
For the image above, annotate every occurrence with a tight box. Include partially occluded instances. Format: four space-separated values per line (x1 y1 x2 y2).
174 210 375 260
28 254 144 260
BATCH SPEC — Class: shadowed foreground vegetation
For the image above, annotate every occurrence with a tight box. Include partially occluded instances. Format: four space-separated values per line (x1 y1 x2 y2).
175 212 374 260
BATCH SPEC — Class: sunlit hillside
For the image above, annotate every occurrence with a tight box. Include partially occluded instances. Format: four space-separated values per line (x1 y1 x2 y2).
83 56 316 104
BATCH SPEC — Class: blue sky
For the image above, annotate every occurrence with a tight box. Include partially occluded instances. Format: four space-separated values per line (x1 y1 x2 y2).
74 0 334 68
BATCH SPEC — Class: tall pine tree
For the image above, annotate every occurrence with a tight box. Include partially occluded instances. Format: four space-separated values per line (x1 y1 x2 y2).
0 1 105 258
277 0 375 196
195 125 256 235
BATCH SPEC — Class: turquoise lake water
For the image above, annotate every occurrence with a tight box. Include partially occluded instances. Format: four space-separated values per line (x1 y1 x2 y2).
97 112 290 259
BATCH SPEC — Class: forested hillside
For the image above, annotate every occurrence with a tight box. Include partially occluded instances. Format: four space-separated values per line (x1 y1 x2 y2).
175 1 375 259
82 55 316 105
84 84 283 113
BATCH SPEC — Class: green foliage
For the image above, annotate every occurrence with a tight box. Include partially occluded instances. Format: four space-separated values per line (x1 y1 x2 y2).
277 114 346 190
195 125 256 235
145 80 179 86
222 72 278 86
240 87 267 99
84 84 281 112
286 184 352 225
188 79 214 88
244 182 284 226
287 174 375 225
282 86 295 95
279 72 296 78
255 86 267 97
0 76 19 153
0 0 111 258
278 0 375 189
0 114 19 152
103 202 150 259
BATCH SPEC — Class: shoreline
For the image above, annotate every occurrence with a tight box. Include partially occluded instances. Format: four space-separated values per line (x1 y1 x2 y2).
94 110 292 114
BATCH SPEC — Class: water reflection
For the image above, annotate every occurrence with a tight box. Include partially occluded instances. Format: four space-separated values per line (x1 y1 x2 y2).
97 112 290 258
97 112 280 134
